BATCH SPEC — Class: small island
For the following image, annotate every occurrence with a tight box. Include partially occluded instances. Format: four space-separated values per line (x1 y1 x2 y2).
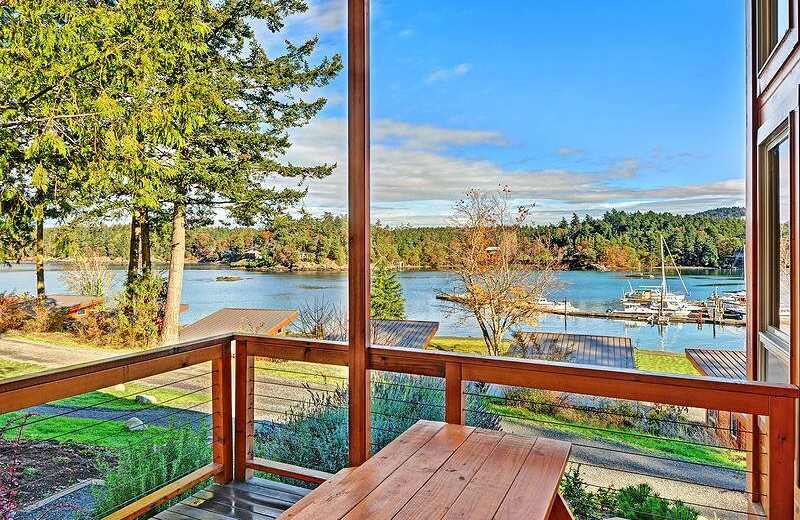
216 276 242 282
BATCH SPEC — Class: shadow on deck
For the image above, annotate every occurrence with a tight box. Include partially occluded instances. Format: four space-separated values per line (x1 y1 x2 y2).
156 477 308 520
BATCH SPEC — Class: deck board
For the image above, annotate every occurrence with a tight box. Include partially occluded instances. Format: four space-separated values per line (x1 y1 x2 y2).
159 423 569 520
510 332 634 368
158 477 307 520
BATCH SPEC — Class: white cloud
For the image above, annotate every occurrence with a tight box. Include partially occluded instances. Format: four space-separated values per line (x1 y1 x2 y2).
311 0 346 32
276 117 744 225
426 63 472 83
556 147 585 156
373 119 506 150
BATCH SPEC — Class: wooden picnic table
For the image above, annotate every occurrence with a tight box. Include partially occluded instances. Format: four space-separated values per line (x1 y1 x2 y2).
280 420 573 520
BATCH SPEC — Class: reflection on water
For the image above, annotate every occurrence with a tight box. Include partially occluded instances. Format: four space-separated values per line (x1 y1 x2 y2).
0 264 744 354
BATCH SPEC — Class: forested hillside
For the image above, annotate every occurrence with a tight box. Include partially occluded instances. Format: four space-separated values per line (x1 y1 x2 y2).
30 209 745 271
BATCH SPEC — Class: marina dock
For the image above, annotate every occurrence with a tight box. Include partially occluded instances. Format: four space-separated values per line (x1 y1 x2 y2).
435 293 746 327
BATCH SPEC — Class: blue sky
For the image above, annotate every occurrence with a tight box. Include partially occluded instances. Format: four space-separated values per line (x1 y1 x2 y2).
261 0 746 225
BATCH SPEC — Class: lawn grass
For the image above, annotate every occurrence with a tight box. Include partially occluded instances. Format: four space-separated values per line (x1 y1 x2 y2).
0 412 177 449
634 349 700 376
0 357 45 379
488 403 744 470
53 382 211 411
5 331 107 350
253 359 347 385
427 336 508 356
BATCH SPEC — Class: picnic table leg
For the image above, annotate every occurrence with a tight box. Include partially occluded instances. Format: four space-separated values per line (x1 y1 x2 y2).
548 493 575 520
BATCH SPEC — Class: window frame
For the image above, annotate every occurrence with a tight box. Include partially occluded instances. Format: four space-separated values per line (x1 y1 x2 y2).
757 120 793 382
758 0 791 66
755 0 797 95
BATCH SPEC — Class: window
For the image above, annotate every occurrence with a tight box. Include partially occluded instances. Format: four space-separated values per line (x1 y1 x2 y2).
758 127 791 383
759 0 791 64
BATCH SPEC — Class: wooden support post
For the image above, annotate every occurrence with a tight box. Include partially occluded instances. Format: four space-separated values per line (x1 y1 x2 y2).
347 0 371 467
445 362 466 425
211 341 233 483
767 396 794 519
234 340 254 481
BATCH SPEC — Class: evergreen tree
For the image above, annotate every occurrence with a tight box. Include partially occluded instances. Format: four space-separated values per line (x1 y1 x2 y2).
371 263 406 320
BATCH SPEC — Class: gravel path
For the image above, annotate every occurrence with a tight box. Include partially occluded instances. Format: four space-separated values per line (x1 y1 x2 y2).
0 336 110 367
502 418 750 519
17 483 97 520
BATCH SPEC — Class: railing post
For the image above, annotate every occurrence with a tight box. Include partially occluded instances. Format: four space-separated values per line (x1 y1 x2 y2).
234 339 254 481
211 340 233 483
767 396 795 519
445 362 466 425
347 0 372 467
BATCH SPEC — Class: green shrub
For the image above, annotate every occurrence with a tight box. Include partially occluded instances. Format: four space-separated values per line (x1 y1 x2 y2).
0 292 28 333
615 484 698 520
21 304 69 333
504 388 699 441
90 421 211 519
561 468 699 520
113 273 164 349
255 372 500 484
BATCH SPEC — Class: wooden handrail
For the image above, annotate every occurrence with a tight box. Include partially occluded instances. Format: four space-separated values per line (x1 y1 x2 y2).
0 335 232 415
0 332 794 519
0 334 234 394
232 332 797 519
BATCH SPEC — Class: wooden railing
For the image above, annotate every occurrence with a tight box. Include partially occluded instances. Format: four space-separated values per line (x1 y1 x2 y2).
0 332 797 519
0 334 235 520
235 333 799 519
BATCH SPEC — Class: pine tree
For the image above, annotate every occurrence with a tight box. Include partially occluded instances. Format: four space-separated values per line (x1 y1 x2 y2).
370 263 406 320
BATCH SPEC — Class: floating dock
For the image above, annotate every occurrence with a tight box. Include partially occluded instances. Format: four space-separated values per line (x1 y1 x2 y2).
435 293 746 327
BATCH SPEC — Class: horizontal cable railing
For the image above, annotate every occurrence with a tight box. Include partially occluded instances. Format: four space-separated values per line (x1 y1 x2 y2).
0 335 234 520
0 332 796 520
235 333 796 520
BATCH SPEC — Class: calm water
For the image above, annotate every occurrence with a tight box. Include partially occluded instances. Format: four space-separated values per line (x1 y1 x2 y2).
0 264 745 354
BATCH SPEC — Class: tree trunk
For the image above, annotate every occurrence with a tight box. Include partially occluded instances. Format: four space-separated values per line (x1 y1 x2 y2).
35 216 45 303
140 210 151 273
161 203 186 345
127 209 141 283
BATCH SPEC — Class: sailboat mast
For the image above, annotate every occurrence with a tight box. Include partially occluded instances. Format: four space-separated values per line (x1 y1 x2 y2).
660 234 666 317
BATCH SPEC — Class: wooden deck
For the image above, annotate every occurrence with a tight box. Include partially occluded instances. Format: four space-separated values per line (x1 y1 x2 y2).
685 348 747 380
179 308 299 343
326 318 439 349
509 332 635 368
155 477 309 520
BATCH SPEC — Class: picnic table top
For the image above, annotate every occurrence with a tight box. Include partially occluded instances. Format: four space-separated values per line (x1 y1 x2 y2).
280 420 572 520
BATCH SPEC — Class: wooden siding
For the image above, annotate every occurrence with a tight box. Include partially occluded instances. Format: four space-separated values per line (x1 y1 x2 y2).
509 332 634 369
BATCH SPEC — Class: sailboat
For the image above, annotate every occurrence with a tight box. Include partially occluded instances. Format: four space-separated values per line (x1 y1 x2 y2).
619 235 695 319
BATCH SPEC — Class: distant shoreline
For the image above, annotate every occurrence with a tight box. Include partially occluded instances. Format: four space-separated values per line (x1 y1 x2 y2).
4 259 743 274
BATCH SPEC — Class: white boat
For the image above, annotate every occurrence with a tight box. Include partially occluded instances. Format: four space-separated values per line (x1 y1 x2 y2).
610 301 660 318
532 297 577 312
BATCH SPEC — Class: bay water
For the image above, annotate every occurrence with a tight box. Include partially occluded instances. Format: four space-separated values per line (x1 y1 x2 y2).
0 264 745 354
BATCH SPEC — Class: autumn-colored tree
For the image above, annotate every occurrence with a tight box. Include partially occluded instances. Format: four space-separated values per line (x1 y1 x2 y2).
448 187 558 356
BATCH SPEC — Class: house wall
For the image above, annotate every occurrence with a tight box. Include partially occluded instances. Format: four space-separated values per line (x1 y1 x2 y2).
746 0 800 515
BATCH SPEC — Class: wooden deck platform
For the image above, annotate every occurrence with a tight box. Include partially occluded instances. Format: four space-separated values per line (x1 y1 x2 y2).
179 308 299 343
685 348 747 380
509 331 635 368
155 477 309 520
326 318 440 349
